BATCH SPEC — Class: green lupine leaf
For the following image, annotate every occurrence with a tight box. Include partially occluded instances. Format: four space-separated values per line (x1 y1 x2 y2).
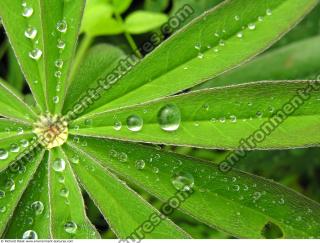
78 0 319 116
124 11 168 34
48 148 99 239
112 0 133 14
67 137 320 238
0 119 32 141
0 79 37 123
71 81 320 150
144 0 170 12
5 153 51 239
63 44 125 115
0 150 45 236
196 36 320 89
63 143 191 239
0 134 36 172
7 47 24 92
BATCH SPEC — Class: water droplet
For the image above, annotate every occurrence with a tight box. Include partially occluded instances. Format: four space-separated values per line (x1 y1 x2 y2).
157 104 181 132
256 111 263 118
57 39 66 49
17 127 24 135
5 179 15 191
119 152 128 162
20 139 29 148
24 27 37 39
52 158 66 172
236 32 243 38
10 143 20 153
219 39 225 46
55 71 62 78
113 121 122 131
234 15 240 21
248 23 256 30
152 167 159 174
171 171 194 191
0 190 5 198
198 52 204 59
266 8 272 16
31 201 44 215
29 48 42 60
53 96 59 104
194 43 201 50
230 115 237 123
71 156 79 164
57 20 67 33
135 160 145 170
0 206 6 213
219 117 226 123
60 188 69 198
126 115 143 132
55 59 64 68
258 16 264 22
0 149 9 160
22 230 38 239
64 221 77 234
22 6 33 18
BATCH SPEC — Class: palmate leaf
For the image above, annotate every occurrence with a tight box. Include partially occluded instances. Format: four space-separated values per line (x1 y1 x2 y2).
67 137 320 238
72 0 319 118
71 81 320 149
196 36 320 89
63 143 190 239
0 0 85 113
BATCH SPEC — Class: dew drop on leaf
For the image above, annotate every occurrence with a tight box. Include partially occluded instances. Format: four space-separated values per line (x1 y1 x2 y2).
22 230 38 239
157 104 181 132
0 206 6 213
0 149 9 160
70 155 79 164
56 20 68 33
5 178 15 192
119 152 128 162
0 190 5 199
64 221 78 234
248 23 256 30
60 188 69 198
171 171 194 191
135 159 145 170
53 96 60 104
24 27 37 39
22 6 33 18
126 115 143 132
52 158 66 172
57 39 66 49
20 139 29 148
266 8 273 16
29 48 42 60
113 121 122 131
31 201 44 215
10 143 20 153
55 59 64 69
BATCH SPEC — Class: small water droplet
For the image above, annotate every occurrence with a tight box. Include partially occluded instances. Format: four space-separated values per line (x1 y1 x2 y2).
198 52 204 59
171 171 194 191
236 32 243 38
113 121 122 131
0 206 6 213
24 27 37 39
0 190 5 199
31 201 44 215
230 115 237 123
23 230 38 239
219 39 225 46
71 155 79 164
126 115 143 132
157 104 181 132
119 152 128 162
57 20 68 33
10 143 20 153
52 158 66 172
20 139 29 148
258 16 264 22
60 188 69 198
55 71 62 78
57 39 66 49
5 179 15 192
53 96 60 104
29 48 42 60
55 59 64 68
248 23 256 30
0 149 9 160
234 15 240 21
266 8 272 16
64 221 78 234
22 6 33 18
135 160 145 170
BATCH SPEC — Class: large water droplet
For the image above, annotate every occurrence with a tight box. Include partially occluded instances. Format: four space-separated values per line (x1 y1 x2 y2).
0 149 8 160
126 115 143 132
31 201 44 215
22 230 38 239
57 20 68 33
24 27 37 39
22 6 33 18
29 48 42 60
157 104 181 132
52 158 66 172
64 221 78 234
171 171 194 191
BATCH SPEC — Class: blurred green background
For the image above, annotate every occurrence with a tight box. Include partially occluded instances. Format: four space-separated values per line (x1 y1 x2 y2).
1 0 319 239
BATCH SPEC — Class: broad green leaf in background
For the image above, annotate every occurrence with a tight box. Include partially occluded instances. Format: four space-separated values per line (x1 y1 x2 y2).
5 154 51 239
63 144 190 239
0 79 37 123
74 0 319 117
48 148 99 238
124 11 169 34
64 44 125 113
112 0 133 14
196 36 320 89
7 47 24 92
0 150 44 236
72 81 320 150
144 0 170 12
67 137 320 238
